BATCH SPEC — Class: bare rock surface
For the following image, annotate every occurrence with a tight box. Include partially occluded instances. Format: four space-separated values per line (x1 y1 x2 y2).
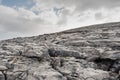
0 22 120 80
0 71 5 80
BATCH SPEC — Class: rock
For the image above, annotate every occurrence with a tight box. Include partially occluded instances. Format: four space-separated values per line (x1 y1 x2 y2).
78 68 110 80
102 51 120 60
55 58 83 75
22 43 49 60
6 71 28 80
6 72 15 80
0 66 7 71
109 60 120 73
0 71 5 80
0 22 120 80
28 62 67 80
48 47 81 58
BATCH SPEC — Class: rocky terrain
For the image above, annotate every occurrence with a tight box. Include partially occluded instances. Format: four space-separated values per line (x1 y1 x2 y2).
0 22 120 80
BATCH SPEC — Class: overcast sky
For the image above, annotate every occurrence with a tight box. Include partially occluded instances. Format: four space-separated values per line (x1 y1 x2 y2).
0 0 120 40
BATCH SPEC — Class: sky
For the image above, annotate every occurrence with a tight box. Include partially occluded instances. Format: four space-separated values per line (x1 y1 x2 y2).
0 0 120 40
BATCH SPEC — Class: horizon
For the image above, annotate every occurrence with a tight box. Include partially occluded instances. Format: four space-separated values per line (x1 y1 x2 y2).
0 21 119 41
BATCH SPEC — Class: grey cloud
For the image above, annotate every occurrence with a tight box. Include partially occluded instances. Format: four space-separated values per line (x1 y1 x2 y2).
57 8 70 25
74 0 120 11
33 0 120 27
61 0 120 10
1 0 120 40
0 5 51 36
95 12 103 20
57 17 67 26
0 5 68 38
34 0 120 11
53 7 64 16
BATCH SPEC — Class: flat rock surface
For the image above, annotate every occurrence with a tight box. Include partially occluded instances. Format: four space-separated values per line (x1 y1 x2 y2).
0 22 120 80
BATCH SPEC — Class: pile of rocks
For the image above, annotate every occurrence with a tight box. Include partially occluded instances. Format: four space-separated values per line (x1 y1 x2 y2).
0 22 120 80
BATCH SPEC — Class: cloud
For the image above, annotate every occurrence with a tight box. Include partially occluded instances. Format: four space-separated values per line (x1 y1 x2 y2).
0 0 120 40
0 6 37 32
0 5 50 35
33 0 120 11
31 0 120 28
0 5 67 38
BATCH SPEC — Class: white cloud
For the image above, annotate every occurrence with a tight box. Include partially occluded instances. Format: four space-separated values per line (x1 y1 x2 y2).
31 0 120 29
33 0 120 11
0 0 120 40
0 5 67 39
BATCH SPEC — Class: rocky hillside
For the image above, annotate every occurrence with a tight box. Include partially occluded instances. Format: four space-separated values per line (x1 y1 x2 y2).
0 22 120 80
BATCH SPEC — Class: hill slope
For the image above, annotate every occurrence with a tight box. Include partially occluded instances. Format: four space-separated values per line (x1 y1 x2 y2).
0 22 120 80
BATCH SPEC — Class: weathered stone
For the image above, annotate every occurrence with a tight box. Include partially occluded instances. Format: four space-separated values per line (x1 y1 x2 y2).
0 71 5 80
0 66 7 71
22 44 49 60
0 22 120 80
78 68 110 80
28 62 67 80
102 51 120 60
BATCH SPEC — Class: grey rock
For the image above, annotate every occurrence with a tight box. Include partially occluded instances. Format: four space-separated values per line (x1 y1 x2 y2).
78 68 110 80
0 71 5 80
0 22 120 80
22 43 49 60
102 51 120 60
0 66 7 71
28 62 67 80
48 46 81 58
